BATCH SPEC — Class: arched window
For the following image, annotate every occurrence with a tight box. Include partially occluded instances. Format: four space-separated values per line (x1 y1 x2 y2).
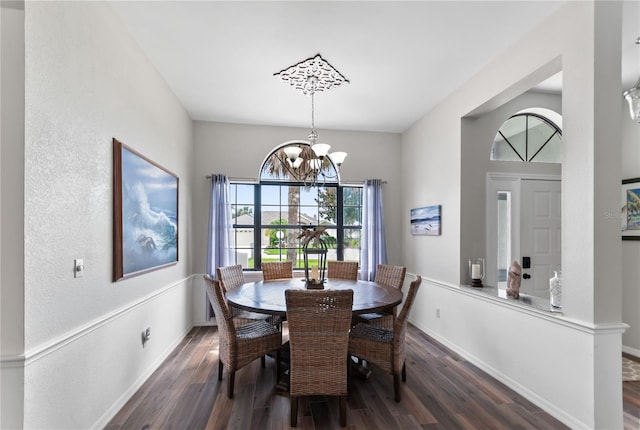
491 108 562 163
227 142 361 270
260 141 340 184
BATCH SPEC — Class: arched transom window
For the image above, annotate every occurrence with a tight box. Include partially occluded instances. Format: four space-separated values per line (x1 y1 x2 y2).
260 141 340 184
491 108 562 163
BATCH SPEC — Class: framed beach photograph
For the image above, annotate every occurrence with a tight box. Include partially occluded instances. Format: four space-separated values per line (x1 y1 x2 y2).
410 205 441 236
622 178 640 240
113 138 179 281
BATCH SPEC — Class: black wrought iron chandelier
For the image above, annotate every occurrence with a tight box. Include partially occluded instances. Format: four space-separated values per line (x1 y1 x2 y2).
274 54 349 186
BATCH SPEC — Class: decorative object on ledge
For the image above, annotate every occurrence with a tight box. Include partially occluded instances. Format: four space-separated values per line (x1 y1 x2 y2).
468 258 485 288
410 205 441 236
298 226 328 289
623 37 640 123
622 177 640 240
112 138 179 281
506 260 522 298
549 270 562 309
274 54 349 187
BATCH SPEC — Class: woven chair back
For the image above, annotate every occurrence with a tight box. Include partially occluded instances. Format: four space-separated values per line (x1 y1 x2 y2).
327 261 359 280
262 261 293 281
204 275 236 361
393 275 422 363
285 289 354 397
374 264 407 291
216 264 245 293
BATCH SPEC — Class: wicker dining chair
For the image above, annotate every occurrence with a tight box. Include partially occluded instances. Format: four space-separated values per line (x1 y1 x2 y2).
348 275 421 402
374 264 406 290
285 289 354 427
204 275 282 398
262 261 293 281
327 261 359 280
356 264 407 329
216 265 281 328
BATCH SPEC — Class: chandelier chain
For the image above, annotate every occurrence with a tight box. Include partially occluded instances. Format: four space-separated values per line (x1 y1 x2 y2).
311 91 315 131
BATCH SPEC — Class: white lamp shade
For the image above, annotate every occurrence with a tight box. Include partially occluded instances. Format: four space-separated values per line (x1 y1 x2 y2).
624 87 640 122
328 151 347 166
283 146 302 161
309 158 322 170
311 143 331 158
292 157 303 168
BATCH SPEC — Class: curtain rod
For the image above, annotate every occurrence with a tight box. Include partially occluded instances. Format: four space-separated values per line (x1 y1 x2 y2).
205 175 387 185
205 175 257 182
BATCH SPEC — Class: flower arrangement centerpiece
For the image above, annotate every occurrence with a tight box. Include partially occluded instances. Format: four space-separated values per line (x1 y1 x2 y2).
297 226 328 289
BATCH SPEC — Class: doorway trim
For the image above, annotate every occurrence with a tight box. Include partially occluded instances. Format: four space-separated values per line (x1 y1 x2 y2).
486 172 561 287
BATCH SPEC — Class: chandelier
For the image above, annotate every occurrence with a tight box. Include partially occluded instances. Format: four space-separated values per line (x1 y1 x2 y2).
274 54 349 185
623 37 640 123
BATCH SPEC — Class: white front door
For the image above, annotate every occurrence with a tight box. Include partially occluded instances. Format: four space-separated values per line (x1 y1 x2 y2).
519 179 561 298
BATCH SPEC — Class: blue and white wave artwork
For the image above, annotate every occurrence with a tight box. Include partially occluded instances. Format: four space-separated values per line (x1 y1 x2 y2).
410 205 441 236
122 147 178 275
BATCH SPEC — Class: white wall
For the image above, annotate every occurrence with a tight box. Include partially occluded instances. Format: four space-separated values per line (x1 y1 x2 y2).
403 2 625 428
1 3 25 428
18 2 194 428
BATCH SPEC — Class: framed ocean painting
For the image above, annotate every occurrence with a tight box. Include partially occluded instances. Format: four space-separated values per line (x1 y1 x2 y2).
113 138 179 281
622 178 640 240
410 205 441 236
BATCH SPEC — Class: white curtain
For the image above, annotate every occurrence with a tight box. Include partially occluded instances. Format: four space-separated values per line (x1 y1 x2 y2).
206 174 235 318
359 179 387 281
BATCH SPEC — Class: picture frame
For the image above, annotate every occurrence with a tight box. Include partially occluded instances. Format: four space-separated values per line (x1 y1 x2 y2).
410 205 441 236
113 138 179 281
622 178 640 240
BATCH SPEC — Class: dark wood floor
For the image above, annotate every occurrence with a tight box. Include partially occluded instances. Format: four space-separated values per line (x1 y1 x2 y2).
106 325 638 430
624 354 640 430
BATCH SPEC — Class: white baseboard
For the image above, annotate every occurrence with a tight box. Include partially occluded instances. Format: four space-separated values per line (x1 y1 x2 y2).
623 345 640 358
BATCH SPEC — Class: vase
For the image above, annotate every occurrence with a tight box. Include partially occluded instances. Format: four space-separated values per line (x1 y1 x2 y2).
549 270 562 309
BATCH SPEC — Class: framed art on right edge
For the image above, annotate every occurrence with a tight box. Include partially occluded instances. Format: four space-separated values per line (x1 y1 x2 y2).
622 178 640 240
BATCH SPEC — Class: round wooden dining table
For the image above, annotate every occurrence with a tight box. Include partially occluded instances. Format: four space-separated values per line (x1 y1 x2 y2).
225 278 403 317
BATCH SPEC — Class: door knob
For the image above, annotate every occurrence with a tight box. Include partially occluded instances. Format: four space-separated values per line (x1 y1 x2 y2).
522 273 531 279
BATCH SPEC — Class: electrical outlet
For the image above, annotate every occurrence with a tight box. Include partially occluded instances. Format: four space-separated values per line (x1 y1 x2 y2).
436 308 441 318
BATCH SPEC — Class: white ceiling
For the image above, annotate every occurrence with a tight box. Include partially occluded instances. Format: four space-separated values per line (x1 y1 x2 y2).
109 1 639 134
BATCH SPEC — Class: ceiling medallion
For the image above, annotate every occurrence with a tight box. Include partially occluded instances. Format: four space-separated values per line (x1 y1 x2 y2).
273 53 349 95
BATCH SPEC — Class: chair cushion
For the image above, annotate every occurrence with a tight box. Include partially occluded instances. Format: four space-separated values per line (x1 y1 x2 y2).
232 308 282 327
235 320 280 340
350 322 393 344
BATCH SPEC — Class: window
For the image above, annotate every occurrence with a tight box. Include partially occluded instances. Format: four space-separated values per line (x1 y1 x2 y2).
228 142 363 270
491 109 562 163
229 183 362 270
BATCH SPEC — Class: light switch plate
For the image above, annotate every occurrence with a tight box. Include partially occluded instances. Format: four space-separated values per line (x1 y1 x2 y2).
74 259 84 278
